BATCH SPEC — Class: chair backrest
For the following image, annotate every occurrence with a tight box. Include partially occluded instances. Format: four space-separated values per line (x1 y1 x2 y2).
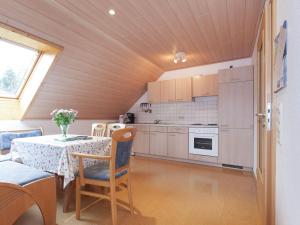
0 128 43 151
106 123 126 137
110 128 136 172
91 123 106 137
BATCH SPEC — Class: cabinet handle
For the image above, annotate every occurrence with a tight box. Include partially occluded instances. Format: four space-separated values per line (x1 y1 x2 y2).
221 129 229 132
220 124 229 127
168 134 176 136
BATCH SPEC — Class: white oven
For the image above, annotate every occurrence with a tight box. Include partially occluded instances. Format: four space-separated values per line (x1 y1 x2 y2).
189 127 218 157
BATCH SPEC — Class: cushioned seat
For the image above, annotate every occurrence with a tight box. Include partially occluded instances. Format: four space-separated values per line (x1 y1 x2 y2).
83 163 128 181
0 153 12 162
0 161 51 186
0 130 42 150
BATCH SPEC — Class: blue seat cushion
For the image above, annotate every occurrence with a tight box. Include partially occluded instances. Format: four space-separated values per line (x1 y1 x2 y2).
83 163 127 181
0 161 51 186
0 130 42 150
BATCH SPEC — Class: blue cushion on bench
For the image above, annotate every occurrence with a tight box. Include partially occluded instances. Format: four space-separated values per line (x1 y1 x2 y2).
83 163 127 181
0 130 42 150
0 161 51 186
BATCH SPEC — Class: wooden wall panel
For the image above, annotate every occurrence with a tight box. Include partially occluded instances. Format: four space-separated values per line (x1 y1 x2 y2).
0 0 264 119
0 0 163 119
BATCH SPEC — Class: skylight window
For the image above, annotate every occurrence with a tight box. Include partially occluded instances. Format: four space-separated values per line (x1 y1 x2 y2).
0 39 40 98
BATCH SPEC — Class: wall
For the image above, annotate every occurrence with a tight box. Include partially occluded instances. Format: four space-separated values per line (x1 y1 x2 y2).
273 0 300 225
0 119 116 135
129 58 252 124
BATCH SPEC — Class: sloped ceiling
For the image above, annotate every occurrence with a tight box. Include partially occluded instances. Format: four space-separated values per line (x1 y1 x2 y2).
0 0 264 119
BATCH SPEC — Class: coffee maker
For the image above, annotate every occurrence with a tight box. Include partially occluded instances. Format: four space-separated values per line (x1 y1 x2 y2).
124 113 135 124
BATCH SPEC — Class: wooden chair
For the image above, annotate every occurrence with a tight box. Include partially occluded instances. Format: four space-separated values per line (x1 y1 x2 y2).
91 123 106 137
106 123 126 137
72 128 137 225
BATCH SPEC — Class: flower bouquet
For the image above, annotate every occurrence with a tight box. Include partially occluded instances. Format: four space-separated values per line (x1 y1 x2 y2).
51 109 78 138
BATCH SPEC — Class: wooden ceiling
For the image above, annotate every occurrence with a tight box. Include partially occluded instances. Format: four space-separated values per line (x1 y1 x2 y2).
0 0 264 119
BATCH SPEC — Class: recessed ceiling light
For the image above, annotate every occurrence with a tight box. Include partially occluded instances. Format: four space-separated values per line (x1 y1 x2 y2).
108 9 116 16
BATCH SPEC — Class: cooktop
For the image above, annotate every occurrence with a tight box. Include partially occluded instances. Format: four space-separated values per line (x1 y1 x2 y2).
191 123 218 126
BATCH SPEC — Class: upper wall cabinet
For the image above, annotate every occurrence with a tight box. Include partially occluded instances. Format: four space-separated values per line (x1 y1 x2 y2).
192 74 219 97
175 77 192 102
219 66 253 83
161 79 176 103
148 82 161 103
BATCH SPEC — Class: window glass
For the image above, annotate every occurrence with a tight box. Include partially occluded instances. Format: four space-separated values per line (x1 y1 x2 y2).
0 39 39 98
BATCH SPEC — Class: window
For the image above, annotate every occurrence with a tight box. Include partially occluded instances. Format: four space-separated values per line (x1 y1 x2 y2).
0 39 40 98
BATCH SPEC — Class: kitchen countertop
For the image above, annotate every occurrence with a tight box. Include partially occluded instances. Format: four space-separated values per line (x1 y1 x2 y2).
127 123 218 128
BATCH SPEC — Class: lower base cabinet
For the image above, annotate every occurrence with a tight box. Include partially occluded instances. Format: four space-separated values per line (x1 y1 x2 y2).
133 131 149 154
218 128 253 167
167 133 188 159
149 132 168 156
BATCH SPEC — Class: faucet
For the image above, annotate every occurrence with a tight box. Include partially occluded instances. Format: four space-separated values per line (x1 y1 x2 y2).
154 119 161 124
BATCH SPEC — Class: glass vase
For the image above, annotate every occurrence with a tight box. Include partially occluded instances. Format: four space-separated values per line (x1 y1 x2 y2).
60 124 69 138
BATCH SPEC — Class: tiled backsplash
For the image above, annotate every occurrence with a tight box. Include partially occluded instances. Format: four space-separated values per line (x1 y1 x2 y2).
129 96 218 124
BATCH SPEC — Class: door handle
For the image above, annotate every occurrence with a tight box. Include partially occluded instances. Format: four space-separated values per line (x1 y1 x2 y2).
256 113 266 117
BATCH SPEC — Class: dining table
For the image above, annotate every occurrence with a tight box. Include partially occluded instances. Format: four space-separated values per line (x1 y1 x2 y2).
10 134 111 212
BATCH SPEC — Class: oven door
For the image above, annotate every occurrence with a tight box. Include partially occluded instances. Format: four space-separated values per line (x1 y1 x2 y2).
189 133 218 157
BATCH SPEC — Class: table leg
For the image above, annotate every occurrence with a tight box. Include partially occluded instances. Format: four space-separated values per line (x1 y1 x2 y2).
63 180 75 213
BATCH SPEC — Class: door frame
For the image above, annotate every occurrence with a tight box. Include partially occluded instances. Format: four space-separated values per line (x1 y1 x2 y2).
255 0 277 225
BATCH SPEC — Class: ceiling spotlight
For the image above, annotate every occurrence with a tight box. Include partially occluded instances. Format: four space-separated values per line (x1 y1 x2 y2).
173 52 187 64
108 9 116 16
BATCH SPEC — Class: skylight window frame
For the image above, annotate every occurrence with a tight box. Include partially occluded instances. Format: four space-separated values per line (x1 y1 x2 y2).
0 37 43 99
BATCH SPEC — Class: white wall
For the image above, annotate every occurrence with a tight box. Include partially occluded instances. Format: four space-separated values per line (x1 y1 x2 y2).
0 119 116 135
273 1 300 225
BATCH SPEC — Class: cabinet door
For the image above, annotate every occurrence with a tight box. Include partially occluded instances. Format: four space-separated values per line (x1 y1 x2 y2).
192 74 218 97
149 132 167 156
205 74 219 96
192 75 207 96
219 66 253 83
167 133 188 159
161 80 176 103
219 81 253 129
175 77 192 102
218 128 253 167
148 82 161 103
133 131 149 154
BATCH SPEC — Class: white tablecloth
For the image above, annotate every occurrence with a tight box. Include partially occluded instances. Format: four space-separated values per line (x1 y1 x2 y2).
11 135 111 188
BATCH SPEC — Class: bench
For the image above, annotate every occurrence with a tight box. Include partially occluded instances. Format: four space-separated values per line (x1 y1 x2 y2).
0 128 43 158
0 128 56 224
0 161 56 225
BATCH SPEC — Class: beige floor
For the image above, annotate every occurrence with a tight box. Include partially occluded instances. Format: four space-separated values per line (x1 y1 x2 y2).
15 157 258 225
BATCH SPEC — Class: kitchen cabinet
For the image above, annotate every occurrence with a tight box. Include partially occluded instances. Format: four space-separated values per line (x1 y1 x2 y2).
167 132 188 159
218 65 254 168
219 66 253 83
160 80 176 103
219 81 254 129
133 131 150 154
148 81 161 103
149 131 168 156
192 74 218 97
175 77 192 102
218 128 253 167
132 125 150 154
